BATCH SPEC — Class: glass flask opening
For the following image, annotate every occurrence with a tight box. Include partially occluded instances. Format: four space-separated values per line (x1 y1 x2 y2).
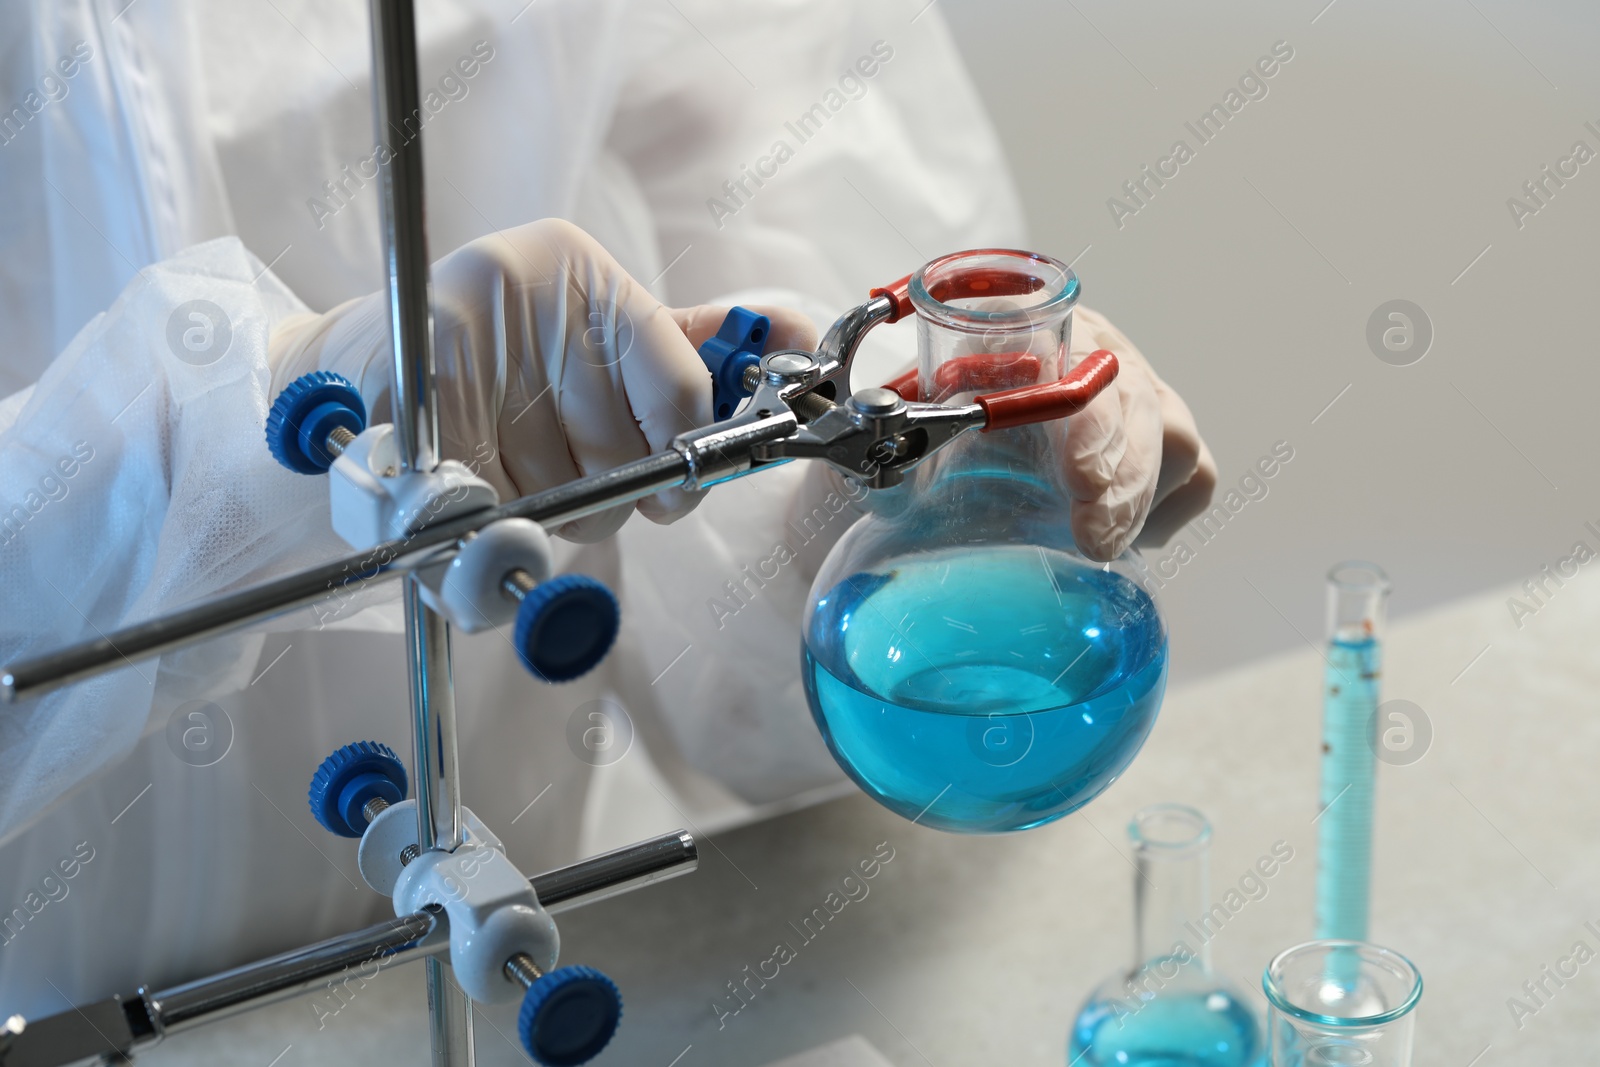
1129 803 1212 857
909 248 1080 329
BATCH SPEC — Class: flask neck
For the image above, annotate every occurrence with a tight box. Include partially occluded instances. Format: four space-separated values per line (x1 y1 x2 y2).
908 247 1077 405
1129 805 1215 980
907 249 1076 493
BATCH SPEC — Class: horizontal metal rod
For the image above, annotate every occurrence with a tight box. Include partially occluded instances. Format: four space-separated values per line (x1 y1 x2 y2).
153 827 696 1033
1 829 697 1065
0 451 691 704
535 828 696 914
151 910 446 1036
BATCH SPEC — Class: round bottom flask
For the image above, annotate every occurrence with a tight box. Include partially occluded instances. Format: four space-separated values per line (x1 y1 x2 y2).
801 249 1168 834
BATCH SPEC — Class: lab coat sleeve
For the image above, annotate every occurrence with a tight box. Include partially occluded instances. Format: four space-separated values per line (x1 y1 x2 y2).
0 238 364 843
601 2 1027 804
607 0 1027 310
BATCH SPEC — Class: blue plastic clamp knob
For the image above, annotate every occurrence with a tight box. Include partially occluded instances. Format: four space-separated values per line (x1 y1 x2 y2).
266 370 367 474
696 306 771 421
308 740 408 838
517 966 622 1067
513 575 620 684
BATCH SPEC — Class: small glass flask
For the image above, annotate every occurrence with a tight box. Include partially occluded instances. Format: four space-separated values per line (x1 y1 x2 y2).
801 249 1168 833
1068 804 1263 1067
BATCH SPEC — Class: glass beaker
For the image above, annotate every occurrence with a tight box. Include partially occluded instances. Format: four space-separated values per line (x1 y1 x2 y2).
1316 564 1389 945
1263 940 1421 1067
1068 804 1262 1067
801 248 1168 834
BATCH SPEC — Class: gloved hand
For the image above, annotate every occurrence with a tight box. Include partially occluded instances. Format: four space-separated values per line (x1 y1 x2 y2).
1057 306 1216 561
269 219 816 542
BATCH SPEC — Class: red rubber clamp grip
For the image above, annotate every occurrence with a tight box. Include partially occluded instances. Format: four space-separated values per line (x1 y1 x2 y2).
976 349 1118 431
869 274 915 323
936 352 1040 394
882 352 1042 403
884 366 921 401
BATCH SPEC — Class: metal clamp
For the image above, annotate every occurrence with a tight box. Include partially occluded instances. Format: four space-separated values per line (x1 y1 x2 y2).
681 297 1120 490
0 295 1117 706
328 424 499 550
387 807 558 1005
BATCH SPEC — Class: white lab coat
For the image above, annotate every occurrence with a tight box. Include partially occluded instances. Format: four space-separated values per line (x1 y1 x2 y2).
0 0 1023 1015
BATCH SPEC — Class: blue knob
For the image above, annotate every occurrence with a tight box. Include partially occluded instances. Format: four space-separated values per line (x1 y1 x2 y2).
266 371 367 474
517 966 622 1067
696 306 771 421
308 741 408 838
513 575 620 683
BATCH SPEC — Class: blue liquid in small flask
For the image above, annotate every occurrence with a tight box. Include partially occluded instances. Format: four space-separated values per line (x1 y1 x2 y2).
1068 805 1263 1067
800 249 1168 834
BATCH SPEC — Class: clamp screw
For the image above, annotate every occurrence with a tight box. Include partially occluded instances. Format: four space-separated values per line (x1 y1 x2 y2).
849 387 904 416
509 957 623 1066
266 371 367 474
698 306 771 421
308 741 408 838
503 573 620 683
764 351 816 377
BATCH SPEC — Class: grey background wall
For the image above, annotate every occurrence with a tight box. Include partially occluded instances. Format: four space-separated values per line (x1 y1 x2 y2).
940 0 1600 682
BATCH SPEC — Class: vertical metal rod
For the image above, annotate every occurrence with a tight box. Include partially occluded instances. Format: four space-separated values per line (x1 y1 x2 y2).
424 959 476 1065
369 2 473 1064
369 0 439 474
404 583 463 853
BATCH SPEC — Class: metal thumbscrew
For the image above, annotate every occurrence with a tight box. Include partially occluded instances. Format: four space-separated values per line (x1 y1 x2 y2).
307 744 623 1065
325 425 358 458
265 371 368 476
307 741 412 867
506 958 622 1067
268 372 621 686
360 793 422 867
740 363 834 421
504 573 620 684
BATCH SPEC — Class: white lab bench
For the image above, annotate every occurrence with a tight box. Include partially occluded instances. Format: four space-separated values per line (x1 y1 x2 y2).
141 570 1600 1067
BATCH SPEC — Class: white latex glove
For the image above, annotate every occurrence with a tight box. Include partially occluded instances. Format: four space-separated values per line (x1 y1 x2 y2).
1057 306 1217 561
269 219 816 542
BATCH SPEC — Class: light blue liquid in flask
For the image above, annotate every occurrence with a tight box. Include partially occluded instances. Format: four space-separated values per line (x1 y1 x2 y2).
1070 980 1261 1067
1067 805 1263 1067
798 249 1168 833
804 544 1166 833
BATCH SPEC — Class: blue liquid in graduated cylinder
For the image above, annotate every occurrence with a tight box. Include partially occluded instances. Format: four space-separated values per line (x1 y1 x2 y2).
1315 637 1380 991
1069 976 1262 1067
1316 638 1379 939
802 545 1167 833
